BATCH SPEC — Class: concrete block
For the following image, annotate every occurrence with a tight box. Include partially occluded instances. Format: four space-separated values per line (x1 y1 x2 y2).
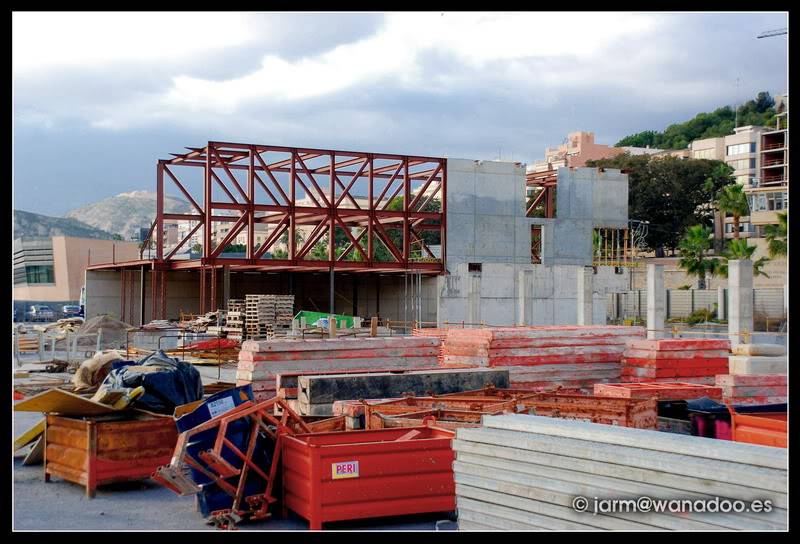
454 439 776 507
729 355 787 375
298 368 509 404
453 462 761 530
454 426 786 492
478 414 788 469
456 485 642 530
731 344 786 356
728 260 754 346
647 264 665 340
576 266 593 326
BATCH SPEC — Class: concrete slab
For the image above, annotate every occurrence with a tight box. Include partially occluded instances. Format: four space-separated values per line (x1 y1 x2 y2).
729 355 787 375
479 414 788 469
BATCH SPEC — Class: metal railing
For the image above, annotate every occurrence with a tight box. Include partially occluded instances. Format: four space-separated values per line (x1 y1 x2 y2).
12 328 105 367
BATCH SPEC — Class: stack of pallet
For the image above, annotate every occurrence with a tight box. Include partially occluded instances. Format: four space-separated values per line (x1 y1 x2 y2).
244 295 274 340
222 299 245 341
441 326 644 390
274 295 295 333
620 338 730 385
237 336 442 401
716 343 787 405
453 414 787 530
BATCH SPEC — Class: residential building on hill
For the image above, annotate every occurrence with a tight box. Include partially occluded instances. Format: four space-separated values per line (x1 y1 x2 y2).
529 131 665 172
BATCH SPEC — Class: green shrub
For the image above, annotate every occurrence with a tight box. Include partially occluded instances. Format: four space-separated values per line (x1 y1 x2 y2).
686 308 716 325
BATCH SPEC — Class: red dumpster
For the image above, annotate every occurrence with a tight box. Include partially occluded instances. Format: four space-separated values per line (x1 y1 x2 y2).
281 426 455 530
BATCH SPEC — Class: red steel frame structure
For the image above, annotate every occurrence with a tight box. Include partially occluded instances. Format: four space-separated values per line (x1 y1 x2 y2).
88 141 447 320
525 168 557 218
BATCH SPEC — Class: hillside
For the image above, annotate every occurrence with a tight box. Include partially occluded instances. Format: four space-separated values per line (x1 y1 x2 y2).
616 91 780 150
14 210 120 240
64 190 191 240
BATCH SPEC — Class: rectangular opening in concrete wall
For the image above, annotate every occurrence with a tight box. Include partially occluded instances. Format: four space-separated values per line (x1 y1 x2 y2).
530 225 542 264
468 263 482 273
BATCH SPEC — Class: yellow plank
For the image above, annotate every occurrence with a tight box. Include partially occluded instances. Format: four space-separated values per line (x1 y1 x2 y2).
13 389 120 416
13 418 45 451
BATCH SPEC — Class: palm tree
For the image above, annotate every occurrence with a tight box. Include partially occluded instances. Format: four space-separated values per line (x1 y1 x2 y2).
717 184 750 239
764 211 787 258
677 225 718 289
716 238 770 278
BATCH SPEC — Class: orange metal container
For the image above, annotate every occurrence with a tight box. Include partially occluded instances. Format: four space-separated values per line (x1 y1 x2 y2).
281 426 456 529
730 411 787 448
44 413 178 497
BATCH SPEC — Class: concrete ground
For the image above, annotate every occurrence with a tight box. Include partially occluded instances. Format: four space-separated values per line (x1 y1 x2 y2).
12 402 456 531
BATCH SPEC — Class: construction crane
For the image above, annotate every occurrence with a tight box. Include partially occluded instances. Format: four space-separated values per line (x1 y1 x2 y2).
757 27 787 39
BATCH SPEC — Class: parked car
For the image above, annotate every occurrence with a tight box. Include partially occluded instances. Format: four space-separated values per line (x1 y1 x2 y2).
62 305 83 318
26 305 55 322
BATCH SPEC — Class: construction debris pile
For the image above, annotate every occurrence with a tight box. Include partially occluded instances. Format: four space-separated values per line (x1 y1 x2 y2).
13 323 788 531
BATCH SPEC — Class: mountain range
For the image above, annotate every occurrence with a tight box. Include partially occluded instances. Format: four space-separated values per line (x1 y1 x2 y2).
63 191 191 240
13 209 120 240
15 190 191 240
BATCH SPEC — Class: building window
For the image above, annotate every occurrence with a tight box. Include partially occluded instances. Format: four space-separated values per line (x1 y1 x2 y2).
726 142 756 156
727 158 757 171
23 265 55 284
692 148 717 160
531 226 542 264
736 175 757 186
468 262 482 273
724 223 753 234
749 192 788 213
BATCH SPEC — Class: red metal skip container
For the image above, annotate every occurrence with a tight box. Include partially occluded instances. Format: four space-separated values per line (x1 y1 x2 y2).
281 426 455 530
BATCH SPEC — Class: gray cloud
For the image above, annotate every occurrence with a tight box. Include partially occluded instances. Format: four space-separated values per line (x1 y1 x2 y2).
13 12 788 215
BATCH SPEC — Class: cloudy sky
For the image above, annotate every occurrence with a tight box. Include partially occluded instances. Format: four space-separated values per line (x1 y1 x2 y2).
13 11 788 216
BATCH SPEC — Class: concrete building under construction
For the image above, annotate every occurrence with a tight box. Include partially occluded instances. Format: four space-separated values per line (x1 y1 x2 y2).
84 141 634 327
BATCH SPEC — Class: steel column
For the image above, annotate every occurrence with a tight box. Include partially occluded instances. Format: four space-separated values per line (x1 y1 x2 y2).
329 267 335 316
160 270 167 320
210 266 217 312
151 267 157 322
157 162 164 261
139 266 146 326
120 269 126 323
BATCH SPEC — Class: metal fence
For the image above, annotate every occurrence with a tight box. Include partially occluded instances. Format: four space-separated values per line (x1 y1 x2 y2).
608 288 786 321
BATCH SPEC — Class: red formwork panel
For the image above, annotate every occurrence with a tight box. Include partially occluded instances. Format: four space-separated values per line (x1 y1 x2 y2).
594 382 723 401
281 426 455 530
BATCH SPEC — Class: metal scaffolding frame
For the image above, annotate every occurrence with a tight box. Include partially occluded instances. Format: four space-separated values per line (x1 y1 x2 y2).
89 141 447 320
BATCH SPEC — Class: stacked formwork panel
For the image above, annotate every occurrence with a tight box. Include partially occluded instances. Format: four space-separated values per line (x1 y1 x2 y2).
620 339 730 385
237 337 442 401
717 344 787 405
441 326 645 390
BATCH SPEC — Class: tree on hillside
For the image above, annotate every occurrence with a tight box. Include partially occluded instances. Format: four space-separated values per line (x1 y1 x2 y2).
715 238 770 278
717 183 750 239
585 154 734 254
615 91 777 150
764 212 787 258
677 225 718 289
